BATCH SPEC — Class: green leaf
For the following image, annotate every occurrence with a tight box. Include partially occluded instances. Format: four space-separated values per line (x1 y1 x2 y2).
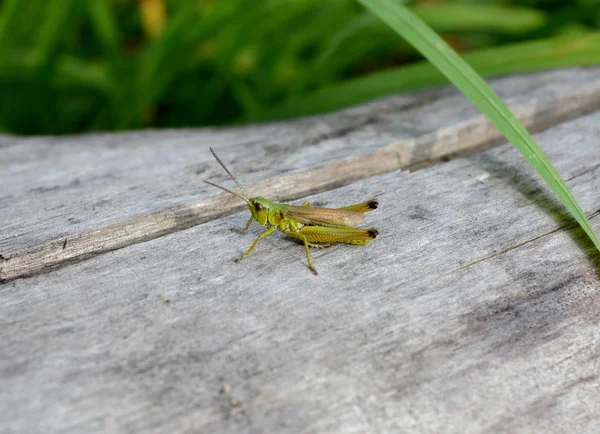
354 0 600 252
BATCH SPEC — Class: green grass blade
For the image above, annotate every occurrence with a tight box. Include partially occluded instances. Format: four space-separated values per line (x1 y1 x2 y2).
411 3 546 34
265 31 600 119
31 0 75 69
356 0 600 252
54 56 118 95
86 0 121 64
0 0 20 50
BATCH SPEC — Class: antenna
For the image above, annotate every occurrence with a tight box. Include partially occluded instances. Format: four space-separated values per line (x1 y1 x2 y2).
204 147 250 203
203 180 249 204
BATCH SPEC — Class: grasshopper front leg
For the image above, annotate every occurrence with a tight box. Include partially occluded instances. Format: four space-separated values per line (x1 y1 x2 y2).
231 216 254 233
236 227 274 262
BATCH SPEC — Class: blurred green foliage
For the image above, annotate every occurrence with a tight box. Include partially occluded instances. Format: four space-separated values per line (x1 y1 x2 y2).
0 0 599 135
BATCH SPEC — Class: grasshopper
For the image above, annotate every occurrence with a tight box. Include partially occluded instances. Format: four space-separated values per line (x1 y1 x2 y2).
204 147 378 275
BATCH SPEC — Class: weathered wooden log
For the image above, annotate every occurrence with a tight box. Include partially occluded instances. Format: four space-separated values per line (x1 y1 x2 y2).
1 67 600 433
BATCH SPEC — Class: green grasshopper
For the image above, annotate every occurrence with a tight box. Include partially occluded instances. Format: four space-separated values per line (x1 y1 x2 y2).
204 147 378 275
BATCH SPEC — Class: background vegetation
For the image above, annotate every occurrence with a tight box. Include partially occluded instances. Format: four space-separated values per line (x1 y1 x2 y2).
1 0 600 135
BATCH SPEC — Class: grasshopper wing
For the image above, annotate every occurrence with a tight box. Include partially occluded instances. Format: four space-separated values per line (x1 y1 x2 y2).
337 198 378 214
286 205 365 228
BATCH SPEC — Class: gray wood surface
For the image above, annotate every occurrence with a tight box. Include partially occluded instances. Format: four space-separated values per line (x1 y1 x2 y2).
2 67 600 282
2 68 600 433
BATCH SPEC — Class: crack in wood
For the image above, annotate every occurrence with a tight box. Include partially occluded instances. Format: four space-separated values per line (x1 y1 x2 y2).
564 163 600 183
421 211 600 285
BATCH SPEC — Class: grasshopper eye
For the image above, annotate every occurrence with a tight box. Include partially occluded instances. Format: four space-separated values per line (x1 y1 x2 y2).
255 202 265 212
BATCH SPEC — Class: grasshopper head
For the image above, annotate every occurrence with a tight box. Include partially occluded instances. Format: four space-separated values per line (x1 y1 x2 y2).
249 197 270 226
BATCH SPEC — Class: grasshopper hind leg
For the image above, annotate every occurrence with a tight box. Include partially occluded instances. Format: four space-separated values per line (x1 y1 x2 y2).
283 226 379 276
282 230 320 275
301 236 319 276
307 242 333 249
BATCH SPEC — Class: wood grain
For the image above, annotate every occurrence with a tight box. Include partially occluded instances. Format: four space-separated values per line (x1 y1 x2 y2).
1 110 600 433
2 67 600 282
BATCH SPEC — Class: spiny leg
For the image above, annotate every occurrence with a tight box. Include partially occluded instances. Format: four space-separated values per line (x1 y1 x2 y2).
235 227 274 262
298 225 378 246
231 216 254 234
301 236 319 276
282 226 378 275
282 230 319 275
307 242 333 249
